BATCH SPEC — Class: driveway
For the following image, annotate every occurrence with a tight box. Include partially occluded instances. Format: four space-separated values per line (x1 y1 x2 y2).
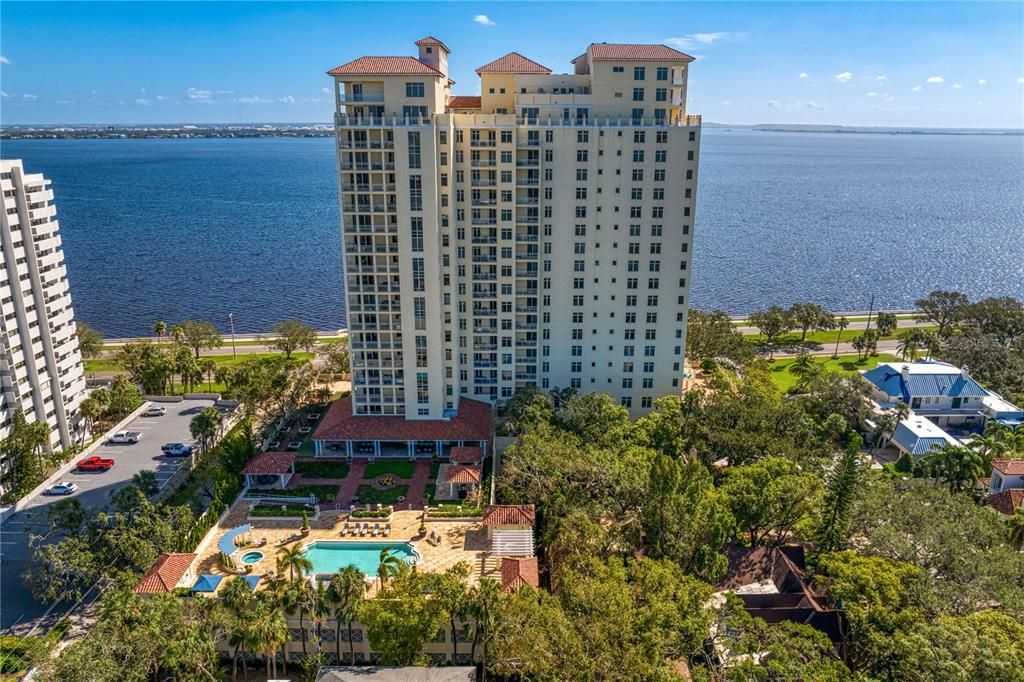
0 398 217 634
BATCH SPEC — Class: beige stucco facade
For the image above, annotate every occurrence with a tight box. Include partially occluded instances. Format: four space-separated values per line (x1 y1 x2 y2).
330 38 700 418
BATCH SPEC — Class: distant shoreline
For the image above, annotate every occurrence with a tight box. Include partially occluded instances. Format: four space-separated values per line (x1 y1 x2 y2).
2 122 1021 140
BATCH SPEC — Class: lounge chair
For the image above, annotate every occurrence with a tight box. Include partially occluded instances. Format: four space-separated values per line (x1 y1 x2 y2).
359 523 368 537
369 524 377 538
383 523 391 537
374 522 382 537
341 523 349 536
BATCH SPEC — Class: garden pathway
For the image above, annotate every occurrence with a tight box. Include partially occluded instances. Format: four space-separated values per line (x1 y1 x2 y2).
403 460 432 511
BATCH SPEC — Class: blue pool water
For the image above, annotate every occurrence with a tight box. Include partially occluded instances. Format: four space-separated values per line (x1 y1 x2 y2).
304 541 418 575
240 551 263 565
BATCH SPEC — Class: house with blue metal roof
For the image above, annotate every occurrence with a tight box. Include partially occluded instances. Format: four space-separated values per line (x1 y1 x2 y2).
861 360 1023 457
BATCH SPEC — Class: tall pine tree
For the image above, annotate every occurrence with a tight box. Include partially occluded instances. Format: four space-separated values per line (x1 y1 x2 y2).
816 433 863 553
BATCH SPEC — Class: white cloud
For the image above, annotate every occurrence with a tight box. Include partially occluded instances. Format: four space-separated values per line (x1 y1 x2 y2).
187 88 213 101
834 71 853 82
237 95 271 105
884 96 895 103
134 98 151 106
0 56 10 65
719 100 731 107
140 87 146 94
1017 77 1024 85
951 83 962 89
665 32 747 50
767 99 781 108
156 95 170 101
278 95 295 104
799 72 809 79
926 76 944 84
977 79 987 86
473 14 496 27
875 75 887 81
867 91 878 97
912 85 922 92
0 90 7 98
805 101 825 110
22 94 37 101
57 98 75 105
321 87 330 95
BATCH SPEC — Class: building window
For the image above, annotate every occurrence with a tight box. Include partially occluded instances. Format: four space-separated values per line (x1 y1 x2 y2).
613 66 624 73
655 88 667 102
633 88 645 101
411 217 424 252
409 176 422 211
406 82 425 97
634 66 645 80
416 372 429 404
412 258 425 291
656 67 668 81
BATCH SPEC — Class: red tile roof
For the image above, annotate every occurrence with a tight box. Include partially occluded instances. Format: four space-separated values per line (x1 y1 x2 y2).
482 504 535 526
448 96 482 110
313 395 492 443
135 553 195 594
992 459 1024 476
450 446 483 464
501 557 540 593
445 465 482 484
584 43 695 62
476 52 551 75
415 36 450 52
986 488 1024 515
327 56 443 77
242 451 297 475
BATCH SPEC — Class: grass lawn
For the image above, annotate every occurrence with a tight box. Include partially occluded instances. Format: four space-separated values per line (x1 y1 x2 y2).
355 484 409 505
298 439 317 456
767 353 900 393
743 326 938 347
294 460 350 479
248 484 339 502
363 461 415 479
85 351 314 374
101 336 346 349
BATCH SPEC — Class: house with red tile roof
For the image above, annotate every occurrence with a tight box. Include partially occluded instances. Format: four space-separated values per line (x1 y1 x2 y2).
500 556 540 593
986 488 1024 516
241 451 297 489
483 505 535 556
989 458 1024 494
135 553 196 594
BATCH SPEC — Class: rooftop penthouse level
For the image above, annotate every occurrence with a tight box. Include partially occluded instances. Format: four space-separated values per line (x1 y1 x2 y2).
329 39 697 127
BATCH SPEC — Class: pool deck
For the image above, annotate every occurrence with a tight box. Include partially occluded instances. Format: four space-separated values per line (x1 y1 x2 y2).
192 500 500 595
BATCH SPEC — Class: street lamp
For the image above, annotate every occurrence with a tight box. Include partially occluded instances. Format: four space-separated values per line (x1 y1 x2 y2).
228 313 237 358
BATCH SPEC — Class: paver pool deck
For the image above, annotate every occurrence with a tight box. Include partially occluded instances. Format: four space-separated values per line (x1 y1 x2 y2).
193 499 500 596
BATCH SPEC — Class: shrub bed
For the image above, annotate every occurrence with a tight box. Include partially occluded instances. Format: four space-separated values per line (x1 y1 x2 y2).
429 502 485 518
248 484 338 502
294 460 350 479
250 503 312 517
351 508 391 519
355 484 409 505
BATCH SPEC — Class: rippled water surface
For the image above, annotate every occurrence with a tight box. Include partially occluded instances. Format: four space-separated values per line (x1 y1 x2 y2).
3 130 1021 336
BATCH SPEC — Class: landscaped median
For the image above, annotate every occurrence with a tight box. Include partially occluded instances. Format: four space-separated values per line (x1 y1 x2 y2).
425 502 485 520
249 503 316 518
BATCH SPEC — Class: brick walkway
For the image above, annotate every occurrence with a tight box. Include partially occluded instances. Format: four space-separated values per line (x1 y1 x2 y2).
403 460 432 511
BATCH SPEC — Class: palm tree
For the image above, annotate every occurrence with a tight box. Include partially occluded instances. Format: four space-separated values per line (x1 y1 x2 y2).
376 548 404 589
897 331 918 361
434 562 471 664
199 357 218 392
327 565 365 665
277 544 313 582
219 576 253 679
1008 508 1024 551
468 578 502 681
153 320 167 344
283 578 313 656
249 597 288 678
78 396 103 444
832 315 849 358
190 407 223 454
787 352 820 391
131 470 159 497
873 412 899 449
924 443 987 493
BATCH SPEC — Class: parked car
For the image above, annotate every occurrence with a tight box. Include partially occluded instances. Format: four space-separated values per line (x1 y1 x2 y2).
163 443 195 457
45 481 79 495
108 431 142 444
142 405 167 417
77 456 115 472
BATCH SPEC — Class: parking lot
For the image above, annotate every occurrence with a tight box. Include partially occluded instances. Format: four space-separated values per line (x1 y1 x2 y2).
0 398 217 633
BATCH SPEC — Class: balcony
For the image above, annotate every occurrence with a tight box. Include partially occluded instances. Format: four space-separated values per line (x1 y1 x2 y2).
338 93 386 103
471 159 497 168
515 177 539 187
471 217 497 226
471 197 498 207
470 139 497 148
471 271 497 281
471 235 497 244
516 139 541 148
516 215 539 225
515 232 538 243
515 196 539 205
339 139 394 150
515 157 540 168
470 178 498 188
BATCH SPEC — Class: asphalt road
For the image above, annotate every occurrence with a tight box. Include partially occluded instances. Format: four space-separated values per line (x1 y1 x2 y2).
0 398 216 634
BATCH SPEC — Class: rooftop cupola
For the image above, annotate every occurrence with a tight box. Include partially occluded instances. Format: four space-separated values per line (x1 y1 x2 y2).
415 36 450 78
961 366 970 379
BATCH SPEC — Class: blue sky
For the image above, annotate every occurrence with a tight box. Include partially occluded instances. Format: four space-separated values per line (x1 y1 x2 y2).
2 1 1022 128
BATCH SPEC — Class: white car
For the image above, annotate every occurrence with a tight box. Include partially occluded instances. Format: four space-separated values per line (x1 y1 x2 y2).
45 482 79 495
108 431 142 444
142 406 167 417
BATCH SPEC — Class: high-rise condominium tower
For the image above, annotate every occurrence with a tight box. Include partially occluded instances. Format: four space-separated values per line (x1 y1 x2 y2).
0 160 87 489
328 37 699 425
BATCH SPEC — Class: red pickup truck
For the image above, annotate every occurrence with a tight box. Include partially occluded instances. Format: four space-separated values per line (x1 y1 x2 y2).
77 455 115 472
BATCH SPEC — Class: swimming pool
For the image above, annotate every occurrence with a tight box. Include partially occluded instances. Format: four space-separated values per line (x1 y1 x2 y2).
303 541 418 576
240 551 263 565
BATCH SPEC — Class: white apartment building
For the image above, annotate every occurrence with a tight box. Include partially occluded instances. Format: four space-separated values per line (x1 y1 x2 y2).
327 37 700 427
0 160 87 487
